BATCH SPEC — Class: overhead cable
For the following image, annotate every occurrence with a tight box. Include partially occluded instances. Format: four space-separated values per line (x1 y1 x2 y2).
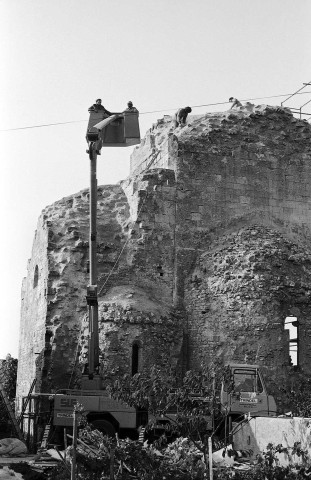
1 90 311 132
0 119 86 132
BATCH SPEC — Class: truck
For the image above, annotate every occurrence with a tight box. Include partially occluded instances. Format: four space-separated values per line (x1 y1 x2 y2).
20 361 277 450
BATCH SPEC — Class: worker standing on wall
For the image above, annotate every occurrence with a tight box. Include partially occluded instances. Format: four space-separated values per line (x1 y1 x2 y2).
88 99 112 116
229 97 242 109
173 106 192 128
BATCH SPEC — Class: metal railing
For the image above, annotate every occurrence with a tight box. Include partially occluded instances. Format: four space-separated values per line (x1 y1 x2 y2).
281 81 311 120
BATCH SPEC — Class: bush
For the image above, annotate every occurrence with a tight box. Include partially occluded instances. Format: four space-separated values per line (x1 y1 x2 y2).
50 426 207 480
281 376 311 417
0 354 18 427
49 422 311 480
213 442 311 480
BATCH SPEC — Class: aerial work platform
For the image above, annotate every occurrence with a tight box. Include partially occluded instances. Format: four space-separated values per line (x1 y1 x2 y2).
86 111 140 147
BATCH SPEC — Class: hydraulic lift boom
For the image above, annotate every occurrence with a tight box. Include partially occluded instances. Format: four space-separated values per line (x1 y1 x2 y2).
84 110 140 387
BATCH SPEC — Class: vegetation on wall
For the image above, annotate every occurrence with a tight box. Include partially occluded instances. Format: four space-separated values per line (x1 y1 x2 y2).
0 354 18 433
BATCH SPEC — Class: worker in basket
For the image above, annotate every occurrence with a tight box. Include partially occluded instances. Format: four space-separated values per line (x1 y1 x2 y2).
88 98 112 116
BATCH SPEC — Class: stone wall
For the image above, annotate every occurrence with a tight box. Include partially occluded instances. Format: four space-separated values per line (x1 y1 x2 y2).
17 174 184 402
18 220 49 403
171 104 311 402
17 104 311 412
17 186 131 399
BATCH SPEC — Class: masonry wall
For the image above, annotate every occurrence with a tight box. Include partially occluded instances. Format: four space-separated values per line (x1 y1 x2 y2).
171 105 311 402
17 174 184 404
129 104 311 403
80 169 184 385
17 186 130 399
17 104 311 413
17 222 49 408
130 115 180 175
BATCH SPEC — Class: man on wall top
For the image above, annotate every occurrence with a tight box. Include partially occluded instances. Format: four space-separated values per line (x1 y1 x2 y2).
173 106 192 128
229 97 242 109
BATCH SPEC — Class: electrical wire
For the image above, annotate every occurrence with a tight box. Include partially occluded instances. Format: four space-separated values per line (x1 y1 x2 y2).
0 119 86 132
142 91 311 114
1 90 311 132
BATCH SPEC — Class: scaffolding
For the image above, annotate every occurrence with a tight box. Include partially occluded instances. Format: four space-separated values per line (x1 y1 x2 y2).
20 392 53 453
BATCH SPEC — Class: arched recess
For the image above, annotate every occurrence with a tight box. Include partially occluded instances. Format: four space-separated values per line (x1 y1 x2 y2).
33 265 39 288
131 341 141 376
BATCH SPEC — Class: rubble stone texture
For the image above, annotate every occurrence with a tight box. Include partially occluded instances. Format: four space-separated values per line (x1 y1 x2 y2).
16 104 311 411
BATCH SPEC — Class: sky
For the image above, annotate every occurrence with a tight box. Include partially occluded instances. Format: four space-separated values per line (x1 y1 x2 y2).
0 0 310 359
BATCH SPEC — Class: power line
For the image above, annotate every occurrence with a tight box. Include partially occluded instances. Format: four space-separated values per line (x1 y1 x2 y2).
143 91 311 113
0 119 86 132
1 90 311 132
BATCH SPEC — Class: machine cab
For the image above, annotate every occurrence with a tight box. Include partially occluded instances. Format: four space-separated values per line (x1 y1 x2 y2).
220 364 277 417
86 110 140 147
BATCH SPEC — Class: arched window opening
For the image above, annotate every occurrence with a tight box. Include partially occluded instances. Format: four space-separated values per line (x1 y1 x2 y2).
33 265 39 288
284 316 299 368
45 330 53 346
132 343 140 376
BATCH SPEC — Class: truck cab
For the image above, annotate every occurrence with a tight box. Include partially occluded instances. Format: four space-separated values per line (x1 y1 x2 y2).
220 364 277 418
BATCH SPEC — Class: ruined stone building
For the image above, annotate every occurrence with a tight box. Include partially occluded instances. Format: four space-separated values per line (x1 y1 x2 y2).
16 104 311 411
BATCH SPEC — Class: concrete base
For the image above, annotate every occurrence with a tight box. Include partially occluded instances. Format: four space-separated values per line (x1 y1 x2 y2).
233 416 311 466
